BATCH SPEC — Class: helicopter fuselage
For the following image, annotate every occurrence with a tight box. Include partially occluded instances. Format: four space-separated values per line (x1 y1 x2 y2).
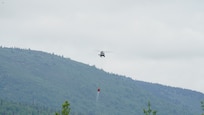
99 51 105 57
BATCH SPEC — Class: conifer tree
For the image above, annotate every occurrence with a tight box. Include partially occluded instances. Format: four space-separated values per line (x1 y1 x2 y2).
143 101 157 115
55 101 71 115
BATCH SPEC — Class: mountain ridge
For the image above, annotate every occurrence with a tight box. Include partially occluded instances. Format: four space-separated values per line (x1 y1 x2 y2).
0 47 203 115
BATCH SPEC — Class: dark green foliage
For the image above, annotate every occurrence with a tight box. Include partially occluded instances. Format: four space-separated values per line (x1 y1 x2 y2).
55 101 71 115
62 101 71 115
0 99 55 115
143 101 157 115
0 47 204 115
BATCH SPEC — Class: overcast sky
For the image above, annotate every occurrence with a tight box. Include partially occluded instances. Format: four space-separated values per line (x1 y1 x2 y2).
1 0 204 93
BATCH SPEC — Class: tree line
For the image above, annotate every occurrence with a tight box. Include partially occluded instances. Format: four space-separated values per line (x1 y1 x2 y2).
55 100 204 115
1 99 204 115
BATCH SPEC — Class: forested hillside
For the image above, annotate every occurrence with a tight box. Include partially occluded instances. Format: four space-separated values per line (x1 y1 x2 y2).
0 98 55 115
0 47 204 115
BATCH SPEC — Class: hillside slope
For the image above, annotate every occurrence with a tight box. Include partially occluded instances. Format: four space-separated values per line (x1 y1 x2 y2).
0 98 54 115
0 47 204 115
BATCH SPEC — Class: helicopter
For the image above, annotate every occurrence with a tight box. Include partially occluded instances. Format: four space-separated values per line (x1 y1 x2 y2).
99 51 105 57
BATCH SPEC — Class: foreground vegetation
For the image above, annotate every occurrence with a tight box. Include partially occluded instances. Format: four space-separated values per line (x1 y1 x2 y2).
2 99 204 115
55 101 71 115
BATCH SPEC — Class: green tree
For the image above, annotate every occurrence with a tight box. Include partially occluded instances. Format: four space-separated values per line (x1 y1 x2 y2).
55 112 60 115
55 101 71 115
143 101 157 115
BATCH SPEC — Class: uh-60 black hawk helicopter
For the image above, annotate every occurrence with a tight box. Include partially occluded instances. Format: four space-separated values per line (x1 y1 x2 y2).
99 51 105 57
98 50 112 57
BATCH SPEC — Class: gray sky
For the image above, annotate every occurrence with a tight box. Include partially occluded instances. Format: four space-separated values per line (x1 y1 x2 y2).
1 0 204 93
